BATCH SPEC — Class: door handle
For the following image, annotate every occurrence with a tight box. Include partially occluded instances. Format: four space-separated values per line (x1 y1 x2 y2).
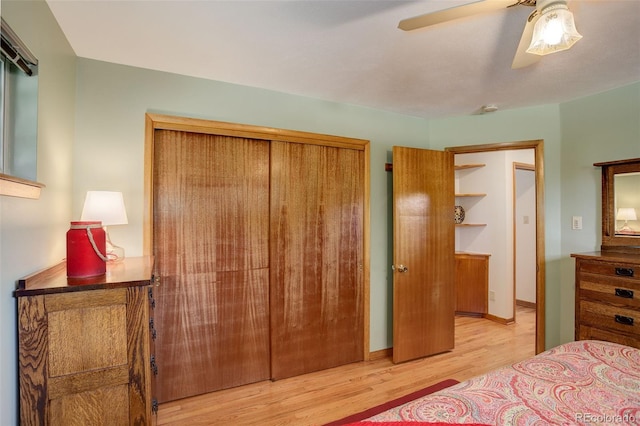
392 264 408 273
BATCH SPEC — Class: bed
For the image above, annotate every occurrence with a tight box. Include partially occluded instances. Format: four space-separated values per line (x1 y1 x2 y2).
348 340 640 425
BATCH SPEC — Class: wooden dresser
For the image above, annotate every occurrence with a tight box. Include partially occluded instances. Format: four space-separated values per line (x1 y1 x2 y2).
15 256 157 425
573 158 640 349
572 251 640 349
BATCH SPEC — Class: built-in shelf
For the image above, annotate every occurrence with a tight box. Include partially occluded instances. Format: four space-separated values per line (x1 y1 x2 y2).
454 163 485 170
455 163 487 229
455 193 487 197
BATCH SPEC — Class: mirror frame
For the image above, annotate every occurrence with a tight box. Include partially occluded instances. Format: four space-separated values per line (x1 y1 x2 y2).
595 157 640 253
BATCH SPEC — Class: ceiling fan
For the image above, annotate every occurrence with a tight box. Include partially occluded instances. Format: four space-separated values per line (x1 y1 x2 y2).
398 0 582 69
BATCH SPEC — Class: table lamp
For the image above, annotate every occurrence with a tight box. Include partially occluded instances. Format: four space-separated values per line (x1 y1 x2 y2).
81 191 128 261
616 207 637 232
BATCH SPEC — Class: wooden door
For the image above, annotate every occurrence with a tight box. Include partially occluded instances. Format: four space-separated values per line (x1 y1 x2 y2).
270 141 364 379
153 130 271 402
392 146 455 363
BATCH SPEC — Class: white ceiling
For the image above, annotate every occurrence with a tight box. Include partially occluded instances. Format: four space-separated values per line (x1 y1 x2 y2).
45 0 640 119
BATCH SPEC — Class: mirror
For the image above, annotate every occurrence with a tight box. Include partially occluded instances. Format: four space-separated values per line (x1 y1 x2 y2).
596 158 640 252
614 172 640 236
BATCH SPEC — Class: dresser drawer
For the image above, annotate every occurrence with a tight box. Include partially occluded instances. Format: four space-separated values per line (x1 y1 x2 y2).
577 325 640 350
578 276 640 309
578 260 639 281
579 300 640 337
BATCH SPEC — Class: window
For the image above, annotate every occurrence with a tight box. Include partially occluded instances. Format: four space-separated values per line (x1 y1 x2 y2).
0 18 43 198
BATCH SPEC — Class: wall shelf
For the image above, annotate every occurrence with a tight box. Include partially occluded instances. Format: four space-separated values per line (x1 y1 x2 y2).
455 163 485 170
455 162 487 229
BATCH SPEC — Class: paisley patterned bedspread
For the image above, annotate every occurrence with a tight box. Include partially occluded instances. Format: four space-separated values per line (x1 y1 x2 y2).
366 340 640 425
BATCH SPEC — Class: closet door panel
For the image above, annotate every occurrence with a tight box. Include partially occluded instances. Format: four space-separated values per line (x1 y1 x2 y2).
270 141 364 380
154 270 269 401
153 130 270 402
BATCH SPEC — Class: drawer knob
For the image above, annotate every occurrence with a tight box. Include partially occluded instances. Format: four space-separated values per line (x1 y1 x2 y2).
615 288 634 299
615 267 634 277
614 315 634 326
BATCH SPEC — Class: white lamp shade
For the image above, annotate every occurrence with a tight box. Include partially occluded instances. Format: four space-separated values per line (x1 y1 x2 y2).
616 207 638 221
526 2 582 56
81 191 129 226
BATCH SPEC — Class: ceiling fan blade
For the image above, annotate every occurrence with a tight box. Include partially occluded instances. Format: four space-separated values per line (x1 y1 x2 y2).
399 0 516 31
511 9 541 69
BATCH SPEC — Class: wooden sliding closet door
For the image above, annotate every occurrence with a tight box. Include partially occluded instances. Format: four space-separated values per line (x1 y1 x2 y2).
153 130 270 402
270 141 364 380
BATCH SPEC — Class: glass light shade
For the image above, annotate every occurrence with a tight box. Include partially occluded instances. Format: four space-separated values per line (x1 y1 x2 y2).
526 3 582 56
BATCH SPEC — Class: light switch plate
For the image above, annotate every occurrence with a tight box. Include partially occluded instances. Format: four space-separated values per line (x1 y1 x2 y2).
572 216 583 230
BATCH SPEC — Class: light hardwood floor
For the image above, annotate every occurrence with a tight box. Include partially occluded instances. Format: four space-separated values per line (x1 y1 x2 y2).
157 307 536 426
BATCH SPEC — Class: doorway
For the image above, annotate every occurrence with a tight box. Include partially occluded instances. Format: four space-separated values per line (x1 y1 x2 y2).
514 163 537 322
447 141 545 354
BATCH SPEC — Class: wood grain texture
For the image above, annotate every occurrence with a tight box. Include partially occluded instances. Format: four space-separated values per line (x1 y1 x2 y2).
145 115 372 366
17 258 154 425
47 303 127 377
148 284 159 426
48 366 129 400
455 253 489 315
578 324 640 348
49 384 129 426
144 114 370 259
145 113 369 151
579 277 640 309
597 158 640 253
580 300 640 336
270 141 364 380
45 288 127 311
574 253 640 350
157 307 536 426
392 147 455 363
153 130 271 402
127 286 153 426
18 295 48 425
16 256 154 295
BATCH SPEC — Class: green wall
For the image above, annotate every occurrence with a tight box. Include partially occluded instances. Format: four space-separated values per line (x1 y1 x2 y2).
427 106 564 346
73 58 640 353
72 58 432 354
559 84 640 342
1 0 639 422
0 0 76 422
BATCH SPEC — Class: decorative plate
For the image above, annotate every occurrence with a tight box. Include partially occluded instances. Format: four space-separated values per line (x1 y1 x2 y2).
454 205 465 224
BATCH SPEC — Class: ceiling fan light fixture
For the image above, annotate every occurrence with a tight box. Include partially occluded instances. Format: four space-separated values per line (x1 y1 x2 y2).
526 1 582 56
